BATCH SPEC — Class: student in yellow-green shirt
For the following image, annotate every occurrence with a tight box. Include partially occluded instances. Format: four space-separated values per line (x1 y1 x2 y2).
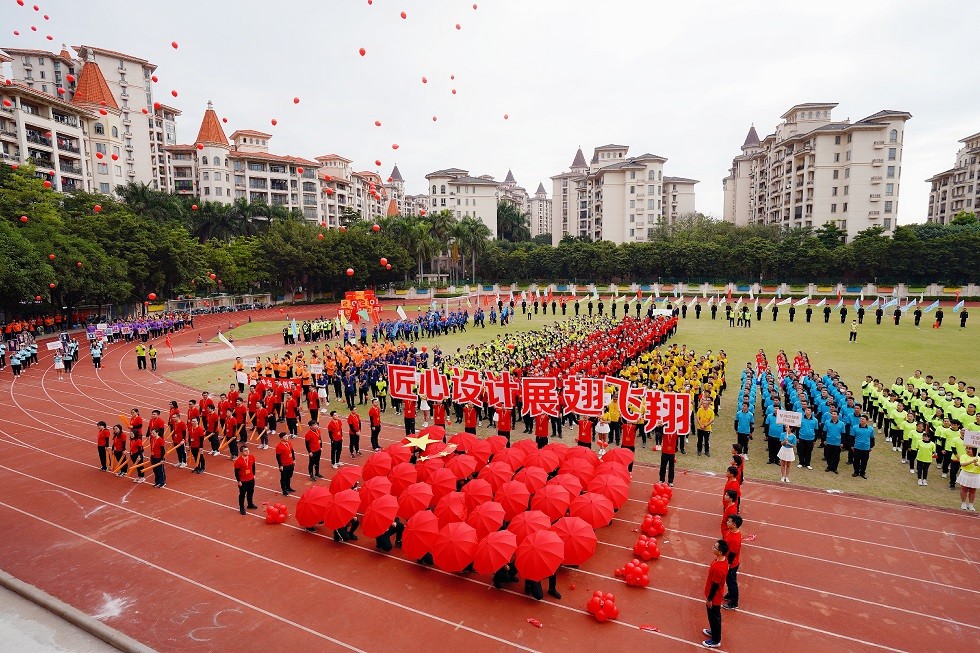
944 422 965 490
915 430 937 486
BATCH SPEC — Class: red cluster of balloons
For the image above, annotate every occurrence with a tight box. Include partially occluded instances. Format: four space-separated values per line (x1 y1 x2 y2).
265 502 289 524
617 559 651 588
641 513 665 537
632 534 660 561
586 591 619 622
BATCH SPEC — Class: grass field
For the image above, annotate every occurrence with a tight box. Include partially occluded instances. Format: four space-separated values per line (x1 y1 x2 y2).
209 319 290 342
168 308 979 509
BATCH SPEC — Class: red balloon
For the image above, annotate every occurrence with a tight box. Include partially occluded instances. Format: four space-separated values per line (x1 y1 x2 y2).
48 253 55 260
359 47 366 56
451 74 455 80
421 76 427 84
43 180 51 188
339 226 347 233
35 295 41 301
473 3 478 8
76 261 82 267
456 23 461 30
148 292 157 301
48 282 55 289
293 97 300 104
93 204 102 213
386 263 392 270
19 216 28 223
317 233 324 240
391 143 399 150
297 167 304 174
196 143 204 150
111 154 119 160
320 221 327 227
171 41 178 49
141 108 148 115
191 204 199 211
95 152 103 159
151 75 158 83
451 89 457 95
504 113 509 120
400 11 407 19
222 117 228 123
56 87 65 95
346 268 354 276
419 209 426 216
271 118 278 126
326 188 335 195
171 89 178 97
31 26 36 31
374 159 381 166
98 109 107 115
66 74 75 83
323 174 332 181
375 120 382 126
372 224 380 232
153 102 161 110
209 273 217 280
11 31 19 36
380 257 388 266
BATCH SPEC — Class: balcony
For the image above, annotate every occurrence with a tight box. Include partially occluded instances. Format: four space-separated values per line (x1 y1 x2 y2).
59 162 82 175
20 104 40 116
870 194 881 201
868 210 880 216
26 132 52 147
28 156 54 168
58 141 80 153
871 176 882 183
0 128 17 140
873 140 884 148
0 105 13 114
53 113 79 127
872 159 883 166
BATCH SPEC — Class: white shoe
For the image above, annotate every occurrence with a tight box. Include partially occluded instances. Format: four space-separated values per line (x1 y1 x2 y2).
969 505 977 512
332 464 338 469
742 454 748 460
797 464 803 468
942 473 948 479
962 503 969 510
806 466 813 470
917 479 923 486
923 480 928 486
910 469 916 474
901 459 906 463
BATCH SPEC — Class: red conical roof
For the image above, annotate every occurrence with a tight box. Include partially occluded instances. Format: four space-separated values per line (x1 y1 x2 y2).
71 59 118 109
196 101 229 146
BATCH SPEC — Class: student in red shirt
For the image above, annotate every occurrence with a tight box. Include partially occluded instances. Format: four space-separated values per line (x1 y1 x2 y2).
723 466 741 510
167 401 180 429
702 539 730 648
234 443 258 514
660 425 678 485
307 387 320 415
171 416 187 468
463 403 478 435
347 408 362 458
234 398 248 443
533 413 550 449
432 400 447 430
274 432 296 496
285 394 300 436
223 410 239 459
205 406 221 455
495 406 512 446
368 398 383 451
254 403 270 449
721 490 738 537
304 420 323 481
96 421 111 471
187 399 200 425
188 417 206 474
577 416 594 448
199 391 214 414
130 408 144 439
129 429 146 483
722 515 743 611
326 410 345 469
403 398 417 435
111 425 127 475
149 428 167 488
148 410 166 438
621 419 637 472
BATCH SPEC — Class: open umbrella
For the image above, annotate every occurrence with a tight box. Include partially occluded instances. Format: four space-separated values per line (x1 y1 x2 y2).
530 483 572 522
423 441 449 457
564 445 600 467
542 442 570 465
416 456 445 483
515 529 565 581
549 473 584 497
362 494 399 538
478 460 513 492
295 486 331 528
514 466 548 495
359 475 392 513
446 453 478 480
594 460 631 483
385 442 413 465
600 448 634 468
496 480 532 520
494 447 528 472
323 488 360 530
466 500 505 538
523 448 561 473
398 482 434 519
560 457 596 485
461 477 494 511
468 440 493 467
363 450 393 480
472 530 518 575
448 432 478 452
551 515 598 565
507 509 551 542
434 491 468 526
419 424 446 443
587 471 631 509
569 492 615 528
427 467 458 503
486 435 509 455
402 510 439 560
512 438 538 454
328 465 362 493
431 521 479 572
388 462 418 496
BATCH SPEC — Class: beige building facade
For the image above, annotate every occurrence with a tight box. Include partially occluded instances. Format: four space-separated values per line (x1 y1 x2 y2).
925 131 980 224
528 182 552 238
424 168 501 237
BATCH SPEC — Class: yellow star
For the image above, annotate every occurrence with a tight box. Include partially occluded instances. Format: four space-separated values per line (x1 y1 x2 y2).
437 443 458 457
404 434 440 451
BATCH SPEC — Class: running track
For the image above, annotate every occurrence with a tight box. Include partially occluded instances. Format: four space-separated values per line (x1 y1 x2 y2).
0 308 977 653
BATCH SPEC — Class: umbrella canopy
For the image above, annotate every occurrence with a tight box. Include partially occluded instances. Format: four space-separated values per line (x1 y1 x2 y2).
468 440 493 467
512 438 538 454
600 448 634 468
549 473 584 497
431 521 479 572
323 488 360 530
461 477 494 511
542 442 570 465
551 516 598 566
448 432 478 452
423 441 450 457
587 471 631 509
466 500 505 538
530 483 572 522
515 529 565 581
513 466 548 495
362 494 399 538
419 424 446 443
594 460 631 483
416 456 445 483
496 480 532 521
295 486 331 528
478 461 513 492
493 447 528 472
398 482 434 520
402 510 440 560
388 462 418 496
359 475 392 513
559 457 596 485
446 453 478 481
486 435 509 455
472 530 518 575
564 445 600 467
523 448 561 473
362 451 393 480
434 491 468 527
427 467 458 503
385 442 413 465
328 465 363 493
507 509 552 542
569 492 615 528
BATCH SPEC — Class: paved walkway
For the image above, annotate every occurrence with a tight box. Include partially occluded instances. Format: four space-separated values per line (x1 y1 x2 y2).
0 584 118 653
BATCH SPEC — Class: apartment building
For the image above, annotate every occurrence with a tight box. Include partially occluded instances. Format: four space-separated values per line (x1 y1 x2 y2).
424 168 501 237
498 169 529 215
662 177 698 224
528 182 552 238
722 103 912 240
384 164 405 216
925 130 980 224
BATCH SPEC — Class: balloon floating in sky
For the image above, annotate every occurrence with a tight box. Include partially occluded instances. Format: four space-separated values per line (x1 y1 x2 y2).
222 117 228 123
375 120 382 126
432 116 437 121
196 143 204 150
359 47 366 56
372 224 380 232
451 89 457 95
141 108 148 114
297 167 304 174
456 23 461 30
171 90 178 97
346 268 355 276
375 159 381 166
271 118 278 126
151 75 158 82
148 293 157 301
56 87 65 95
191 204 199 211
66 74 75 83
473 3 478 8
391 144 399 150
421 76 427 84
400 11 407 19
504 114 509 119
171 41 178 49
451 74 455 80
293 97 300 104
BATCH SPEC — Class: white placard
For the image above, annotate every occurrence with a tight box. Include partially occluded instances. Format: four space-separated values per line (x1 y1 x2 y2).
309 364 324 375
97 323 108 331
46 341 63 351
964 430 980 448
776 410 803 427
236 371 248 385
242 358 257 368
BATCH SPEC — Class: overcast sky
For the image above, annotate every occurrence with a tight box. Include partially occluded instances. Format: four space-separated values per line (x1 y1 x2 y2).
4 0 979 225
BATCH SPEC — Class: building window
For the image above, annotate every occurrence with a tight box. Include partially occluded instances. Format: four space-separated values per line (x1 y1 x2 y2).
203 172 210 181
629 229 634 237
889 129 898 143
834 153 840 162
842 202 848 212
99 182 110 193
97 163 108 174
201 156 209 165
832 170 839 179
845 168 850 179
216 187 223 196
114 165 122 176
884 201 893 213
629 171 635 180
832 187 838 196
629 185 635 194
95 123 105 135
845 150 851 161
831 203 837 213
888 147 897 161
658 171 662 181
96 143 107 154
204 187 211 195
629 214 635 223
648 185 655 194
887 165 895 178
847 134 852 143
843 185 849 195
834 135 841 145
885 183 894 196
647 199 655 210
440 184 446 194
440 198 446 206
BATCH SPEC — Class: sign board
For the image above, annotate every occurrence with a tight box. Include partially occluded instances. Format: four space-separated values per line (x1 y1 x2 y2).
776 410 803 428
964 430 980 448
120 327 132 335
340 289 381 320
309 364 324 375
236 371 249 385
242 358 257 368
94 330 104 340
97 323 108 331
46 341 64 351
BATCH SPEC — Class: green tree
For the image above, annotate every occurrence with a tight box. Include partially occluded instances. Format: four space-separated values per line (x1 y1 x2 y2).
496 202 531 242
815 221 846 249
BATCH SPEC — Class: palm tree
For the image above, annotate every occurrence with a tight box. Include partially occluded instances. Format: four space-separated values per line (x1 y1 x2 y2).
117 181 184 224
456 216 491 282
496 201 530 242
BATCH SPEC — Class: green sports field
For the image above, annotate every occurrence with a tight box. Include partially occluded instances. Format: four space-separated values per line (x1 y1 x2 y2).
168 307 979 509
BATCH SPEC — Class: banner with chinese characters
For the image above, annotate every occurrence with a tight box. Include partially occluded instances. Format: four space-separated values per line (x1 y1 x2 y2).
340 290 381 321
386 364 690 436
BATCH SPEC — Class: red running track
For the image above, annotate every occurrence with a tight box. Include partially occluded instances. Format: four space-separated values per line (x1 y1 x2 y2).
0 307 977 653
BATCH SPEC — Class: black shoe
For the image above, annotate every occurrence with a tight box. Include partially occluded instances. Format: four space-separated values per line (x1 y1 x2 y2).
315 473 324 478
310 475 316 481
861 474 867 479
348 535 358 541
722 603 737 611
283 491 289 496
547 589 562 600
852 472 859 477
247 504 258 510
240 508 247 515
334 532 342 542
288 488 297 493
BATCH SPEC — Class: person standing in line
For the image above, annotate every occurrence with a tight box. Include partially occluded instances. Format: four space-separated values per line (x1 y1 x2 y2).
148 344 158 371
849 320 858 343
149 428 167 488
495 405 513 447
403 396 418 435
462 402 477 435
96 421 111 471
135 342 146 370
797 407 818 470
533 412 550 449
274 432 296 496
347 407 362 458
722 515 743 612
659 423 677 486
234 443 258 515
621 419 637 473
701 539 730 649
576 415 594 448
721 490 738 536
327 410 344 469
171 414 187 468
960 309 969 329
915 429 937 486
129 428 146 484
733 402 754 459
777 425 797 483
851 414 875 479
188 417 206 474
956 445 980 511
111 424 127 475
695 397 715 457
304 419 323 481
368 398 383 451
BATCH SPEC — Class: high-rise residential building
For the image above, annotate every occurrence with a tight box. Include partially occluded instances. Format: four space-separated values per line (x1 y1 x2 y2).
498 168 529 215
402 193 430 217
722 103 912 240
528 182 552 238
925 130 980 224
424 168 501 236
384 164 405 216
550 144 695 244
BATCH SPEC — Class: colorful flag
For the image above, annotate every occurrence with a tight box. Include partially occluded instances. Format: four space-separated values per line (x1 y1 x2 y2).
882 298 898 309
217 331 235 350
868 297 880 309
953 300 965 313
396 305 408 320
923 300 940 313
688 297 697 308
815 298 826 307
764 297 775 309
291 319 298 340
749 288 754 300
853 298 860 311
833 298 843 311
777 287 782 299
778 297 792 306
357 309 371 322
164 334 174 356
794 296 809 306
901 298 917 313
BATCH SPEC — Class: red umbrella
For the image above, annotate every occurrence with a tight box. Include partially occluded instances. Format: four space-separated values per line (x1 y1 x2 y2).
398 482 433 519
359 475 392 513
560 457 596 485
486 435 509 455
468 440 493 467
427 467 457 503
466 500 505 538
323 488 360 530
448 432 478 451
329 465 362 493
446 453 478 480
494 447 527 471
524 448 561 473
595 460 631 482
461 477 493 511
549 473 583 497
515 529 565 581
434 491 468 526
511 438 536 453
431 521 479 572
496 480 531 521
423 441 449 457
419 424 446 443
551 516 598 565
543 442 570 465
363 450 393 480
601 448 634 467
531 483 572 521
402 510 439 560
514 466 548 495
588 471 631 508
385 442 413 465
362 494 399 538
507 509 551 542
295 486 331 528
472 530 518 575
569 492 615 528
416 456 445 482
478 461 513 492
388 462 418 496
564 445 600 467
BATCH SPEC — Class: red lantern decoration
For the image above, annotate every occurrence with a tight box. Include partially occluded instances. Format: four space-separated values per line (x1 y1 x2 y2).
20 216 28 223
148 292 157 301
196 143 204 150
93 204 102 213
297 167 304 174
380 257 388 266
340 226 347 233
359 47 366 56
372 224 381 232
317 233 324 241
35 295 41 301
48 253 55 260
151 75 158 83
346 268 354 276
171 89 178 98
43 180 51 188
271 118 277 126
400 11 407 19
49 282 55 289
209 273 217 280
386 263 392 270
191 204 199 211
